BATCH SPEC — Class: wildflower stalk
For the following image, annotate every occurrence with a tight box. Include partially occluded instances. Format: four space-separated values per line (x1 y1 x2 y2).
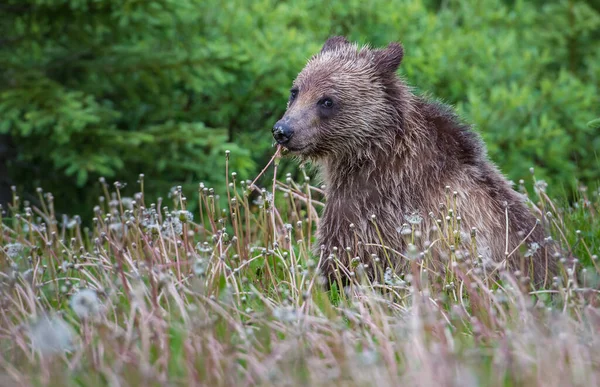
0 205 3 247
229 172 243 259
300 164 314 248
0 150 598 386
371 216 393 270
272 148 280 245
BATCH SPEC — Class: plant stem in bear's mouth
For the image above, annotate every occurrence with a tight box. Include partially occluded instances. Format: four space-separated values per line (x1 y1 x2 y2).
249 145 282 190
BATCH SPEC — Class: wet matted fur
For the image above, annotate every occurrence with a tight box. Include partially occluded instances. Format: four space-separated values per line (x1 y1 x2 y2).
273 36 557 287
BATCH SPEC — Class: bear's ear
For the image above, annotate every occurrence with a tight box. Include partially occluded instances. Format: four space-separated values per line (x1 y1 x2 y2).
373 42 404 74
321 36 350 53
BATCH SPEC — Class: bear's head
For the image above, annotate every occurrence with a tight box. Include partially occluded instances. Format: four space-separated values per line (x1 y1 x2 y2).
273 36 405 160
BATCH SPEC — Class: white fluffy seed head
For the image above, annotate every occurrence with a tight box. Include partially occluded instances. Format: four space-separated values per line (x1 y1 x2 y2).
70 289 102 319
29 315 74 355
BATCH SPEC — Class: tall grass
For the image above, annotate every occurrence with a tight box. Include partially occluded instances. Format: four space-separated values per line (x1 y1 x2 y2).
0 151 599 386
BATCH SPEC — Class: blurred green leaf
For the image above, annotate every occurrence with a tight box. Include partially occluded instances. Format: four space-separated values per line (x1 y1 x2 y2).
587 118 600 129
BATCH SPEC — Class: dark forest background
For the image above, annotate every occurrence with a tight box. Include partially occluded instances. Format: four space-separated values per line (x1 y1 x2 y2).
1 0 599 216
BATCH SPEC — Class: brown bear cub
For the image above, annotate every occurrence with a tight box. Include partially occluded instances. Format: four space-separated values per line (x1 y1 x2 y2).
273 36 557 287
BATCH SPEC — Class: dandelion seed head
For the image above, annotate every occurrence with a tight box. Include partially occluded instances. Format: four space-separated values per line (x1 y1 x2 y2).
524 242 540 258
65 218 78 229
70 289 101 319
384 267 405 287
358 349 379 365
162 217 182 237
4 243 24 259
194 258 208 276
407 244 419 260
22 223 40 233
29 315 74 355
397 224 412 236
534 180 548 193
405 212 423 225
120 197 134 210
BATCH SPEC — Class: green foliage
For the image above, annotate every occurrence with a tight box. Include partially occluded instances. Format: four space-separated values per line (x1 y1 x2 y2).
0 0 598 214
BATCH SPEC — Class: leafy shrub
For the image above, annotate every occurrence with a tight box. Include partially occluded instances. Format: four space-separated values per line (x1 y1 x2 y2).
0 0 598 215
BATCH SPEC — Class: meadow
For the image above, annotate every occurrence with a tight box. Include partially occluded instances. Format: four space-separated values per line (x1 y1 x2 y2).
1 149 599 386
1 1 599 385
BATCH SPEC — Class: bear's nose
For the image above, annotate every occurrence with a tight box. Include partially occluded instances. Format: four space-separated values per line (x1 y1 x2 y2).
272 121 293 144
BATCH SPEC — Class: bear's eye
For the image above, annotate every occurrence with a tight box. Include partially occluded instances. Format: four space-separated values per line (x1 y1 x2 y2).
319 98 334 109
289 88 299 101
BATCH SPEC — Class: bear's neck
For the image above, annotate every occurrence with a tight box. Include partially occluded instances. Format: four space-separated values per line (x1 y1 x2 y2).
320 92 430 212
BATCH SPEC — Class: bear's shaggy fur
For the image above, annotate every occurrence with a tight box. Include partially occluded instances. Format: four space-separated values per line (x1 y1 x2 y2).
273 36 557 287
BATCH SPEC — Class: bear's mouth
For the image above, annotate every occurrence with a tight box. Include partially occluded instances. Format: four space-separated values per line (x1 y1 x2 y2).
283 143 310 153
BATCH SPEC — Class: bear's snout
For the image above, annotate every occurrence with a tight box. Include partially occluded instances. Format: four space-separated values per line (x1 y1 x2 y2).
272 121 293 145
